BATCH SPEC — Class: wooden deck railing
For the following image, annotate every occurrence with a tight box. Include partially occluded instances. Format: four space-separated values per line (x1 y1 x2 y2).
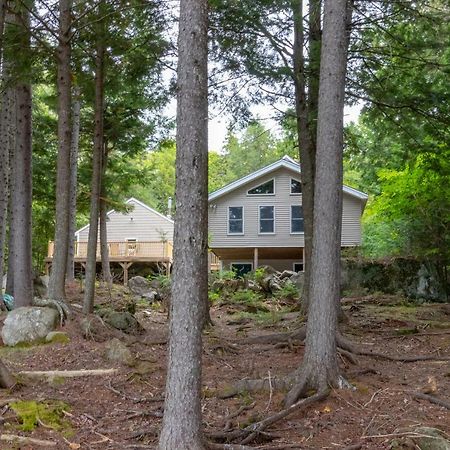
47 241 173 260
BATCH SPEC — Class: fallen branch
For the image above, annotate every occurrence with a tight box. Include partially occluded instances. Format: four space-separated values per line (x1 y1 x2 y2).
18 368 118 380
412 392 450 410
106 380 164 403
0 434 56 447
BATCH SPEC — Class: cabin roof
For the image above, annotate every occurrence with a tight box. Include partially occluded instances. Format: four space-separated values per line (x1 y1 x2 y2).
74 197 174 236
208 155 368 203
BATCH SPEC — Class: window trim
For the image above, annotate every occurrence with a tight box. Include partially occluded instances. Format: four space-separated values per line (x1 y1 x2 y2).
293 261 304 272
247 178 276 196
290 204 304 235
258 205 276 235
290 178 302 195
227 206 244 235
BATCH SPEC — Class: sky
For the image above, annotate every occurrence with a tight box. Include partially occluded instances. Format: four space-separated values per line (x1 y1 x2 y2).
207 102 363 153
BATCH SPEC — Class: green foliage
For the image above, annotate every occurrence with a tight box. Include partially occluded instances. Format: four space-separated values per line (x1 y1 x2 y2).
274 281 299 300
149 273 171 289
208 291 221 304
230 289 263 307
10 400 72 433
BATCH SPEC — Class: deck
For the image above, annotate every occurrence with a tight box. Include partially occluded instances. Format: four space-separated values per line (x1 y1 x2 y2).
46 241 220 283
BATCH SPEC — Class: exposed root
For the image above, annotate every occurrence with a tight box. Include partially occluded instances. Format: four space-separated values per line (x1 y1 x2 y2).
33 297 71 325
217 375 291 399
412 392 450 410
242 328 450 363
209 389 328 445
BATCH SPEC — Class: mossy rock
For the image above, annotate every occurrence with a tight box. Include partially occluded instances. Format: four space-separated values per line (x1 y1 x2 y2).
45 331 70 344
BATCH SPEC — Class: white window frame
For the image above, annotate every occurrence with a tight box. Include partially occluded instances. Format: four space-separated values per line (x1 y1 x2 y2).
290 178 302 195
247 178 276 196
258 205 276 235
290 205 304 234
293 261 304 272
227 206 244 235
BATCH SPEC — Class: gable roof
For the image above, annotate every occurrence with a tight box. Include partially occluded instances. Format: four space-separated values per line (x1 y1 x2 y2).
208 155 368 203
75 197 174 236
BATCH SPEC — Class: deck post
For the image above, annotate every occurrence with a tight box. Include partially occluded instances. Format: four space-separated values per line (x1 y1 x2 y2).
253 247 259 270
119 262 133 286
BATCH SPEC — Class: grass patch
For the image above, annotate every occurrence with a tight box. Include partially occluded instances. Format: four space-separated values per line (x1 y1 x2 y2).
10 400 72 435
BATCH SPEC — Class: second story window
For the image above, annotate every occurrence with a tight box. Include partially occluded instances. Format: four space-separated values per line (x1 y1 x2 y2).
259 206 275 233
228 206 244 234
248 179 274 195
291 205 304 233
291 178 302 194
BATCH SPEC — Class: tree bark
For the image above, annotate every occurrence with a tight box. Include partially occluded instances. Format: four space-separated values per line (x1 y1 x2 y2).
99 146 112 288
48 0 73 300
285 0 350 406
9 3 33 307
83 18 105 314
66 86 81 281
158 0 208 447
291 0 322 315
0 90 8 301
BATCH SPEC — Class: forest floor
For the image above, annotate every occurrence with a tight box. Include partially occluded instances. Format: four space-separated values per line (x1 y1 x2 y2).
0 283 450 449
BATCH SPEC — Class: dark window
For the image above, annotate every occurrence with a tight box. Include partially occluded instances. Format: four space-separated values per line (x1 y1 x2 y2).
231 263 253 278
248 179 274 195
228 206 243 234
259 206 274 233
291 205 304 233
294 262 304 272
291 178 302 194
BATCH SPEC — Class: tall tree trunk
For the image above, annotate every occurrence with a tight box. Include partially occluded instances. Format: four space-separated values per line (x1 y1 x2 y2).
83 25 105 314
99 145 112 288
10 3 33 308
0 358 14 389
158 0 208 447
291 0 321 315
0 0 9 300
66 86 81 281
285 0 350 407
48 0 73 300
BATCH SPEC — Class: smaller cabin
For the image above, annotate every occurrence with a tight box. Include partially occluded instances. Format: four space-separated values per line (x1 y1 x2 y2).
46 198 174 283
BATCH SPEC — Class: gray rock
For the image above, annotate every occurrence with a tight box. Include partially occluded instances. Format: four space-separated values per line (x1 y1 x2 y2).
412 427 450 450
45 331 70 344
279 270 296 279
141 290 159 303
1 307 59 346
290 271 305 292
128 276 152 296
98 309 143 335
105 338 135 366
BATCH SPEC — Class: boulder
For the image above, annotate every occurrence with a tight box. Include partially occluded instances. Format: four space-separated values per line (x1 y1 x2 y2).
80 315 111 342
279 270 296 279
128 276 152 296
2 307 59 346
412 427 450 450
45 331 70 344
98 309 143 335
105 338 135 366
141 290 159 303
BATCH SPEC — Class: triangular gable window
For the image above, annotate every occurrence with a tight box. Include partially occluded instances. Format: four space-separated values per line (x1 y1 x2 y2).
247 179 274 195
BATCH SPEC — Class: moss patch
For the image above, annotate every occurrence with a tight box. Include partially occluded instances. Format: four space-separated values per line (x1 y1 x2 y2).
10 400 72 434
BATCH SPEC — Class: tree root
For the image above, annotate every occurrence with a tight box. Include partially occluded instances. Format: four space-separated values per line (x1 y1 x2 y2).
33 297 71 325
217 375 291 399
209 389 329 445
412 392 450 410
241 328 450 363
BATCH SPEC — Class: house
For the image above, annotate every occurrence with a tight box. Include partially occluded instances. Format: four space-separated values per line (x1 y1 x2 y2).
208 155 368 276
46 197 174 283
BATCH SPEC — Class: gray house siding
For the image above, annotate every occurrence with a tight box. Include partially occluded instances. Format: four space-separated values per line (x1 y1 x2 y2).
208 166 363 249
76 198 174 242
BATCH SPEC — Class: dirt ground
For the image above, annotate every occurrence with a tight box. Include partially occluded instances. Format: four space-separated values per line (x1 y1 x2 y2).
0 284 449 450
